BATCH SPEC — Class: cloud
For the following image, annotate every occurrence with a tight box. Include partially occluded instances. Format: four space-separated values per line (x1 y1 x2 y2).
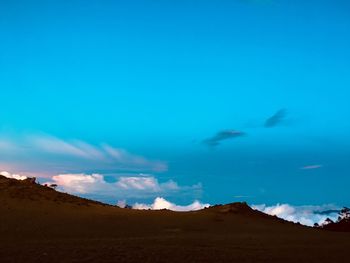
116 176 179 191
301 164 323 170
264 109 287 128
116 200 127 208
0 133 167 176
133 197 210 211
203 130 245 147
48 173 106 194
253 203 340 226
101 144 166 172
30 135 99 159
0 171 27 180
46 173 202 201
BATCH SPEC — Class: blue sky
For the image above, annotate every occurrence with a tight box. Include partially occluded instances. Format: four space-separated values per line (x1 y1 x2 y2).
1 0 350 207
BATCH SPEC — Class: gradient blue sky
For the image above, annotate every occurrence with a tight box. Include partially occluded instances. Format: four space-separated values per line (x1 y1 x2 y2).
1 0 350 206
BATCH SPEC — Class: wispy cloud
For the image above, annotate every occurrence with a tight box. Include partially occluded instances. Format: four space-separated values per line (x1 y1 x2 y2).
133 197 210 211
203 130 246 147
253 203 340 226
301 164 323 170
0 133 167 176
264 109 287 128
29 135 99 159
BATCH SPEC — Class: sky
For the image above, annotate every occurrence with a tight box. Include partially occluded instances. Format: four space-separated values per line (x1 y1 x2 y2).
1 0 350 215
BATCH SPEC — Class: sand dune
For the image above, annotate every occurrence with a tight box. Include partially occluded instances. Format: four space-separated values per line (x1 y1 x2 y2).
1 175 350 263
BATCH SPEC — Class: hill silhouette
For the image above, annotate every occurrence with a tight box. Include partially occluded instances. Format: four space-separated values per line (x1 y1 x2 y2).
323 220 350 232
1 175 350 263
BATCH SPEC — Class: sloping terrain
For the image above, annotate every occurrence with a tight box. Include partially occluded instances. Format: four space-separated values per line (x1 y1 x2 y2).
1 175 350 263
323 219 350 232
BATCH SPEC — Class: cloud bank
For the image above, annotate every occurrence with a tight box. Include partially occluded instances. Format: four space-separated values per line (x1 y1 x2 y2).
253 203 340 226
203 130 245 147
45 173 203 201
132 197 210 211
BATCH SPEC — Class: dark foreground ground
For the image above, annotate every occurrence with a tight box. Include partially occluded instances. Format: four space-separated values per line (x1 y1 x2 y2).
1 176 350 263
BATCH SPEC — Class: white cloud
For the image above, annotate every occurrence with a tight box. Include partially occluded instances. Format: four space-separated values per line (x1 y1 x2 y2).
116 200 127 208
48 173 107 194
0 171 27 180
116 176 179 191
133 197 210 211
253 203 340 226
118 176 159 191
46 173 202 200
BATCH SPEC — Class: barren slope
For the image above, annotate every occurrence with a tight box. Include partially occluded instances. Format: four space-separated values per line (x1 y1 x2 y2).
1 176 350 263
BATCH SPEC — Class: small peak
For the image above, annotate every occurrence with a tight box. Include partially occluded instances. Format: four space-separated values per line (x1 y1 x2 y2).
23 177 37 184
207 202 252 214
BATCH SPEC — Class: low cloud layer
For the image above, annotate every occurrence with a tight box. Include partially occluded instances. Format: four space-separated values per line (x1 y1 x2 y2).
264 109 287 128
0 133 167 176
46 173 202 201
132 197 210 211
253 203 340 226
203 130 245 147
